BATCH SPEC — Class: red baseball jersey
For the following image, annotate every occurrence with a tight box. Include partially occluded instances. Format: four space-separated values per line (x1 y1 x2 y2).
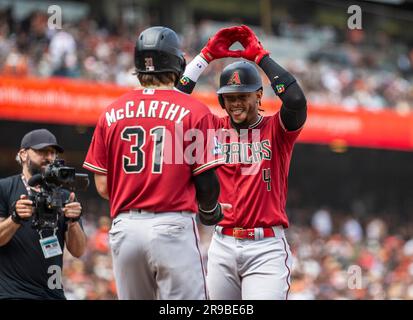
212 112 301 228
83 89 224 218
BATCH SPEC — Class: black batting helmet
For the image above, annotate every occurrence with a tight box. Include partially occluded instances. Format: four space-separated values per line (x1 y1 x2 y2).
134 26 186 81
217 61 262 108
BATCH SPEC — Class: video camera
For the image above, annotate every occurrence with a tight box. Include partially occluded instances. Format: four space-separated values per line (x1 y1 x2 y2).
28 159 89 231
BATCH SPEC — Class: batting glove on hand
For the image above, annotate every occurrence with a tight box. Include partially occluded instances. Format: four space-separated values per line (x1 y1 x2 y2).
201 26 244 63
238 25 269 64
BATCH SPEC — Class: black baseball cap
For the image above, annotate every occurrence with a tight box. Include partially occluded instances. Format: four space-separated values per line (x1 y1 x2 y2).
20 129 64 153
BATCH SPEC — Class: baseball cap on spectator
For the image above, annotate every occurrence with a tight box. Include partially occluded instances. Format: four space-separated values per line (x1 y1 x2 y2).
20 129 64 153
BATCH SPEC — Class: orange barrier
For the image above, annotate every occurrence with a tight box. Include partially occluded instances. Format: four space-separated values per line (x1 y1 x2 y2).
1 76 412 151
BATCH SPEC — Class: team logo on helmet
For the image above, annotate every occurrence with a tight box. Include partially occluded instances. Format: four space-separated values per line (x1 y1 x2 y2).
145 57 155 71
227 71 241 85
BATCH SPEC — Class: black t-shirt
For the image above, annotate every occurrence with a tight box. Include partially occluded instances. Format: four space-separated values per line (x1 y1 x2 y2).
0 174 73 300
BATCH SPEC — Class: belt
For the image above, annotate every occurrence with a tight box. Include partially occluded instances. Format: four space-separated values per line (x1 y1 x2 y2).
220 227 276 240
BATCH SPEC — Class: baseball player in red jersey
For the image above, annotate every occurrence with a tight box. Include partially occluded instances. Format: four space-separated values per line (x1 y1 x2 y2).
83 26 225 300
177 25 307 299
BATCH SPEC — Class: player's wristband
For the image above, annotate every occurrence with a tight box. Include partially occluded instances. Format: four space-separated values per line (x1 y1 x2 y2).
198 203 224 226
199 202 219 214
181 54 208 82
177 54 209 94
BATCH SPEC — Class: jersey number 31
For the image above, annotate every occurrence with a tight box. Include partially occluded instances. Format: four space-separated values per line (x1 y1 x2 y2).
121 126 165 174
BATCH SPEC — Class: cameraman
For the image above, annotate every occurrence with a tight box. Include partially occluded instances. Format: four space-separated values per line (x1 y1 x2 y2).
0 129 87 299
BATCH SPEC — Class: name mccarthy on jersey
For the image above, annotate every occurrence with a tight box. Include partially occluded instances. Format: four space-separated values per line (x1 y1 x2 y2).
105 100 191 127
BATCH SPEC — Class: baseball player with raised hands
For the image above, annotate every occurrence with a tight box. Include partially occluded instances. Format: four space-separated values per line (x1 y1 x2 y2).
83 26 226 300
177 25 307 300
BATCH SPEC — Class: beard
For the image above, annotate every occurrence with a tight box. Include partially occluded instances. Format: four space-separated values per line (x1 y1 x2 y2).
27 155 49 176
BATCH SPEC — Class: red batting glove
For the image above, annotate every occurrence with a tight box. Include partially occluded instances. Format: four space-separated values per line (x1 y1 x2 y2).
201 26 244 63
238 25 269 64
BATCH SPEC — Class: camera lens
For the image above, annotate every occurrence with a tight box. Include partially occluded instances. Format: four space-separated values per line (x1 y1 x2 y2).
58 168 75 183
60 171 69 179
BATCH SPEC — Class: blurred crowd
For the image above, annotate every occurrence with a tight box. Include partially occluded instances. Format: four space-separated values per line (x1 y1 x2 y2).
0 9 412 112
278 23 413 113
61 205 413 300
288 209 413 299
62 198 116 300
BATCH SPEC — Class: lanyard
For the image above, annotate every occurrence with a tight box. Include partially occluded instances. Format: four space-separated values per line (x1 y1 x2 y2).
21 174 32 195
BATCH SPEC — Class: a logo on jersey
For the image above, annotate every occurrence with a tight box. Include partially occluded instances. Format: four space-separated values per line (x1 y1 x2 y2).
145 57 155 71
179 76 190 86
227 71 241 85
142 88 155 95
221 140 272 164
